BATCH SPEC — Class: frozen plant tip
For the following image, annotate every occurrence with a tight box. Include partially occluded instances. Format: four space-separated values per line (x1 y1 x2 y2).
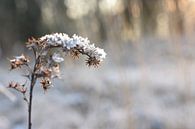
8 33 106 129
47 33 106 64
27 33 106 66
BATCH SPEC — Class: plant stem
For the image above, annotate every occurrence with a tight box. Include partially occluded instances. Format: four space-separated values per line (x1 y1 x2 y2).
28 73 36 129
28 48 38 129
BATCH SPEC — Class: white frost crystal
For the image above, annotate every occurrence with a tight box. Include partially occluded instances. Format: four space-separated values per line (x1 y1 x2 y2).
52 53 64 63
65 38 77 49
39 33 106 64
94 47 106 61
40 33 70 46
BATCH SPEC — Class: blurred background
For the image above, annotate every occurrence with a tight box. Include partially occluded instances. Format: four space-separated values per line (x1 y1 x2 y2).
1 0 195 129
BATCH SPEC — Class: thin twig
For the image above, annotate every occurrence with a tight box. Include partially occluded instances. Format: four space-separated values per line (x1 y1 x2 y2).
23 93 29 104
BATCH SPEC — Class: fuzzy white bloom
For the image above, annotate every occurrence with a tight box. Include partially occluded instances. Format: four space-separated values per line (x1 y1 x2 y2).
52 53 64 63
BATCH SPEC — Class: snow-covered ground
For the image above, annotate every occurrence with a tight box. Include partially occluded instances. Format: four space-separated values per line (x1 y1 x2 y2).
1 38 195 129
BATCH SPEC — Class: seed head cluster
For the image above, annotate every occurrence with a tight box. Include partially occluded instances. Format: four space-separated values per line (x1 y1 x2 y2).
7 33 106 129
8 82 26 94
9 33 106 92
10 54 29 70
38 33 106 64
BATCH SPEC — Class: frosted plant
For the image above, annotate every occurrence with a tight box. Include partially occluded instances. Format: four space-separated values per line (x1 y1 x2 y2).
8 33 106 129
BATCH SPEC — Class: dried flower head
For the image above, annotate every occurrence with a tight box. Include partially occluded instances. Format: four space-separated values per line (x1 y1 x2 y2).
38 33 106 66
10 54 29 70
8 82 26 94
9 33 106 92
51 64 61 78
86 57 100 67
70 49 80 59
26 37 46 49
40 78 52 91
8 32 106 129
36 67 52 78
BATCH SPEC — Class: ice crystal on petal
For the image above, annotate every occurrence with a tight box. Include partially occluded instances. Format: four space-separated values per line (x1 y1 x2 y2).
94 47 106 61
72 34 90 48
65 38 77 49
40 33 69 46
83 44 96 55
52 53 64 63
15 54 26 60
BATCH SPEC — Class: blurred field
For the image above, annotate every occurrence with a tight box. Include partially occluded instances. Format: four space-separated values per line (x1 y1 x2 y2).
1 0 195 129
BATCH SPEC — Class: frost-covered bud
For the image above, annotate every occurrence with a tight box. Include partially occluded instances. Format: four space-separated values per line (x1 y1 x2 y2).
94 47 106 61
52 53 64 63
82 44 106 65
36 67 52 78
71 34 90 48
10 54 29 70
64 38 77 49
40 33 70 46
28 33 106 67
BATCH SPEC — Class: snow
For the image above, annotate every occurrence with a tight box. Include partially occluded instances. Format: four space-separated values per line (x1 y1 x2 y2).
1 37 195 129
